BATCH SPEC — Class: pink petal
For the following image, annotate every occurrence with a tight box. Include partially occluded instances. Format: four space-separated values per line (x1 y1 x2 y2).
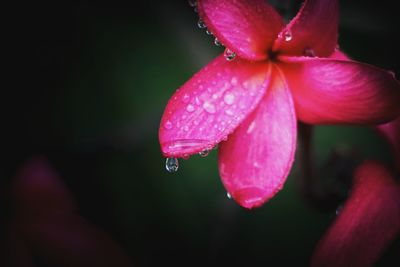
329 48 351 60
377 116 400 170
198 0 283 61
218 66 297 209
159 55 271 158
279 57 400 124
273 0 339 57
11 156 77 216
311 161 400 267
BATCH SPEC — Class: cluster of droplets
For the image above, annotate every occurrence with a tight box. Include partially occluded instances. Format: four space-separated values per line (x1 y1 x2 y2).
279 29 316 57
190 1 236 61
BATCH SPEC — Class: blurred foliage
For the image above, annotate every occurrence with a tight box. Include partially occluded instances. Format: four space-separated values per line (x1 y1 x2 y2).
2 0 399 266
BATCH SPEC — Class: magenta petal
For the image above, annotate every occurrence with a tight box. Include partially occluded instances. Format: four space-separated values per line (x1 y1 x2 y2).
311 161 400 267
274 0 339 57
159 55 271 158
280 57 400 124
218 66 297 209
198 0 283 60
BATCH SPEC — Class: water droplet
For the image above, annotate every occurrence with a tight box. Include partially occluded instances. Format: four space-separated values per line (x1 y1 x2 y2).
224 93 235 105
165 158 179 172
227 192 232 199
164 120 173 130
199 149 210 157
197 19 206 29
224 49 236 61
214 38 222 46
188 0 197 7
182 93 190 103
388 70 396 78
205 29 212 35
186 104 195 113
283 30 292 41
203 101 216 113
335 205 343 215
304 47 315 57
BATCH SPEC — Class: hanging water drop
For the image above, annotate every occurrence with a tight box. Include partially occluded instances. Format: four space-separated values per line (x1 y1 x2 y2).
205 29 212 35
283 30 292 41
188 0 197 7
227 192 232 199
224 49 236 61
165 158 179 172
199 149 210 157
335 205 343 215
214 38 222 46
197 19 206 29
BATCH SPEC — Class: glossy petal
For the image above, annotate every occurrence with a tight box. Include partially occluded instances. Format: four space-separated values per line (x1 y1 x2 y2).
198 0 283 60
274 0 339 57
159 55 271 157
311 161 400 267
329 48 351 60
218 66 297 209
279 57 400 124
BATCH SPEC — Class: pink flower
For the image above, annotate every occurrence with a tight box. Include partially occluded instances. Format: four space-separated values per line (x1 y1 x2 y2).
159 0 400 208
311 161 400 267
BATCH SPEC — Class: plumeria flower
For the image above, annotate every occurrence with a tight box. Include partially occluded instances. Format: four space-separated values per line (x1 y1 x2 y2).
311 161 400 267
159 0 400 208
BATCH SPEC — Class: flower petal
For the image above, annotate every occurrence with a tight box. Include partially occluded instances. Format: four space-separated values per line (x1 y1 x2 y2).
198 0 283 61
279 57 400 124
311 161 400 267
159 55 271 158
218 66 297 209
273 0 339 57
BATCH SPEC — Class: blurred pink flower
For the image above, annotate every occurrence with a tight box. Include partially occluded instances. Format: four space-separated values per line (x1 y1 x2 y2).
159 0 400 208
311 161 400 267
4 157 133 267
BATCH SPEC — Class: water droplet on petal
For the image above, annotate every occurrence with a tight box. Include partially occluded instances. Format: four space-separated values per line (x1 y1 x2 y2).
227 192 232 199
224 49 236 61
199 149 210 157
165 158 179 172
304 47 315 57
197 19 206 29
283 30 292 41
182 93 190 103
388 70 396 78
224 93 235 105
205 29 212 35
203 101 216 113
164 120 173 130
214 38 222 46
186 104 195 113
188 0 197 7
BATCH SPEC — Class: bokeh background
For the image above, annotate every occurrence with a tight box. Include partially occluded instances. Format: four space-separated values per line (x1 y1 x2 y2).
2 0 400 266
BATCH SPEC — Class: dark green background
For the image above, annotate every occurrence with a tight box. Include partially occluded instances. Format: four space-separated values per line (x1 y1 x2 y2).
3 1 399 266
